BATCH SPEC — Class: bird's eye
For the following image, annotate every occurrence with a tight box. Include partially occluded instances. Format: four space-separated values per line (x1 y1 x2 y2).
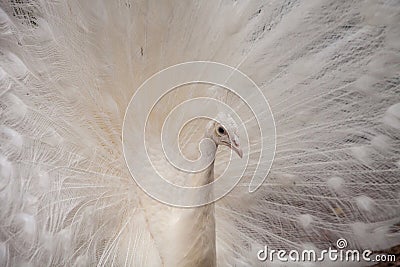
217 126 225 135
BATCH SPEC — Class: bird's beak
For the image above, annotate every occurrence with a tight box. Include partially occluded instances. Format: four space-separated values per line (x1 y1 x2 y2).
231 134 243 158
232 145 243 158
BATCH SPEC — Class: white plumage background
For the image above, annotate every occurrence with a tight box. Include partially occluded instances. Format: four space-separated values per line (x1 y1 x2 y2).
0 0 399 266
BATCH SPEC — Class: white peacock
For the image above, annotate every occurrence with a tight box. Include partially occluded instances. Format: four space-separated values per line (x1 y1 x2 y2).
0 1 399 266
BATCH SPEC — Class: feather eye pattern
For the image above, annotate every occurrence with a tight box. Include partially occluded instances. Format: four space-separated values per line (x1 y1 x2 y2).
0 0 399 266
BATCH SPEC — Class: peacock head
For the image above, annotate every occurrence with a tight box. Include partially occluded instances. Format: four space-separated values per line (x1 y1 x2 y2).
205 113 243 158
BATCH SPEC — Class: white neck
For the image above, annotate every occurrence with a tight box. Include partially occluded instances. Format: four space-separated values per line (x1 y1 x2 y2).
164 155 217 267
